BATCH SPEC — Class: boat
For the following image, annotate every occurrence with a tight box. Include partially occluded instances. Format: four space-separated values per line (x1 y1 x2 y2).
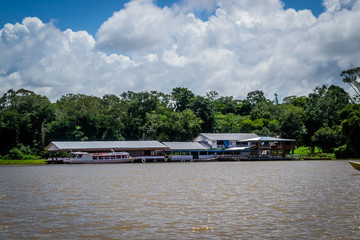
349 161 360 171
63 151 133 164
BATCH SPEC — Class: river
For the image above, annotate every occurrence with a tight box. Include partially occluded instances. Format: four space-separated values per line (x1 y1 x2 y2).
1 161 360 239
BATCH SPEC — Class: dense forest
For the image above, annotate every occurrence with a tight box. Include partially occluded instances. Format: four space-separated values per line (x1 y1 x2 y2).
1 67 360 159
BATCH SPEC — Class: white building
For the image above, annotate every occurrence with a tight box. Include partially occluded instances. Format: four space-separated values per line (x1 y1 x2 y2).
193 133 259 149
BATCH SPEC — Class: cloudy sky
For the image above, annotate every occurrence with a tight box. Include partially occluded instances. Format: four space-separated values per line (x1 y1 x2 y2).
1 0 359 101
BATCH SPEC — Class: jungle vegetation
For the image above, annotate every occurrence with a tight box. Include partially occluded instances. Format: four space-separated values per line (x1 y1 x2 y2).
1 67 359 159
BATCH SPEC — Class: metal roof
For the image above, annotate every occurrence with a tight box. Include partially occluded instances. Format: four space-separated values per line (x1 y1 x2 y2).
225 147 251 151
197 133 259 141
46 141 167 152
239 137 296 142
162 142 210 150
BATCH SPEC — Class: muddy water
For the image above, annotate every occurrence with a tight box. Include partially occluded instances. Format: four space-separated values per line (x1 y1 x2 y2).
1 161 360 239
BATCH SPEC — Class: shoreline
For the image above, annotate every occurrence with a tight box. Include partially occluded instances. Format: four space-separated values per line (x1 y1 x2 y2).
0 159 47 165
0 158 357 165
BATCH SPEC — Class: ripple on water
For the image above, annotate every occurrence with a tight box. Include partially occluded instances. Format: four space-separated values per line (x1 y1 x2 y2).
1 161 360 239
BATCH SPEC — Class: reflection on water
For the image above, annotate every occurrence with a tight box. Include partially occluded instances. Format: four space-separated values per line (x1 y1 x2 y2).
1 161 360 239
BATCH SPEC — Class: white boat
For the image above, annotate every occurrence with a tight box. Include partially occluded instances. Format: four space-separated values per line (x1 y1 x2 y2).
63 151 133 164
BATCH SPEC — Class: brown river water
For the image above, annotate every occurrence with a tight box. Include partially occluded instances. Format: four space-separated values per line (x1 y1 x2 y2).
1 161 360 239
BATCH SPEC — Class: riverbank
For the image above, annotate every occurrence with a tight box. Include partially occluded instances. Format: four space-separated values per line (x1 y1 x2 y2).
0 159 47 165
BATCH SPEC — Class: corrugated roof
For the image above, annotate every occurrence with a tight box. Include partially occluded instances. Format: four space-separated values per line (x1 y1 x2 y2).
46 141 167 152
198 133 259 141
162 142 210 150
239 137 296 142
225 147 250 151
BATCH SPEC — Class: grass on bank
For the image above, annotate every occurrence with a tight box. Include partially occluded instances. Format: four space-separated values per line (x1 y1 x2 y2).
294 146 335 159
0 159 47 165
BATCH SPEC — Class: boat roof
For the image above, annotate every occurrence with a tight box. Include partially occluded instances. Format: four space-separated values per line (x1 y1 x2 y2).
46 141 167 152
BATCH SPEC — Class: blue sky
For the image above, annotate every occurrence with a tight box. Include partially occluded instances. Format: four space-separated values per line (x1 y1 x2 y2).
0 0 324 36
0 0 359 101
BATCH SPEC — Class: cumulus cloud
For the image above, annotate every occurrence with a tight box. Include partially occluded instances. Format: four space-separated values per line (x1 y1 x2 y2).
1 0 360 101
96 0 179 53
323 0 358 12
0 17 137 99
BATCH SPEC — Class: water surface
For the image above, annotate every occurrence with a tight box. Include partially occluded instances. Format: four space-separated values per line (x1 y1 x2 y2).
1 161 360 239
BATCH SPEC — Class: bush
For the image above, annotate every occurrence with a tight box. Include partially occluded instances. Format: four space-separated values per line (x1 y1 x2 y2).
334 145 353 159
1 144 40 160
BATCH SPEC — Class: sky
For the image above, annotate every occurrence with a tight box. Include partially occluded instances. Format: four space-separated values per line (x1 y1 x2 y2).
0 0 359 101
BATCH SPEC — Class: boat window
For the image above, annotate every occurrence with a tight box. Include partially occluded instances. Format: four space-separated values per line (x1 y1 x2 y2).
105 156 109 159
111 156 115 159
93 157 98 160
99 156 103 160
77 154 83 158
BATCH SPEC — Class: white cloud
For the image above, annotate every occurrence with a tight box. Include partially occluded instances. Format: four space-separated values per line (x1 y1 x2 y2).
0 17 137 100
1 0 360 101
96 0 179 53
323 0 358 12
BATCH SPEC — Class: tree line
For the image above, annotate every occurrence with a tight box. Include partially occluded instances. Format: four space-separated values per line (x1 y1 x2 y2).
1 67 360 159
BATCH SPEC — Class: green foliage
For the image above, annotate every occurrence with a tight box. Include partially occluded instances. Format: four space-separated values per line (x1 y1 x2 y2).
213 96 240 114
0 89 55 154
188 96 215 132
294 146 314 156
294 146 332 158
301 85 350 150
247 90 266 105
1 70 360 159
214 113 243 133
341 67 360 102
334 145 352 159
311 126 342 153
171 87 195 112
280 105 307 141
1 144 40 160
339 104 360 157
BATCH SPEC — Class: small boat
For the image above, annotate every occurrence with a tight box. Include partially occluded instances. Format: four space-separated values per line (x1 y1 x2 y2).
63 151 133 164
349 161 360 171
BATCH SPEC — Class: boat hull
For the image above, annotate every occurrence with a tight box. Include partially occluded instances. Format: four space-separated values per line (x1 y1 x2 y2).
349 161 360 171
64 158 133 164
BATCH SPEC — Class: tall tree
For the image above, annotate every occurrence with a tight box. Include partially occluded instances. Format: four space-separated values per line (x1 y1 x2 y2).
47 94 102 141
304 85 350 147
341 67 360 102
340 104 360 157
189 96 215 132
171 87 195 112
280 105 307 144
0 89 54 154
246 90 266 105
120 91 163 140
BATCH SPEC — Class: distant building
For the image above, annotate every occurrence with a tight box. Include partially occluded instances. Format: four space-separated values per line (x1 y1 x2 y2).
193 133 296 159
193 133 259 149
46 133 296 161
46 141 167 158
162 141 212 161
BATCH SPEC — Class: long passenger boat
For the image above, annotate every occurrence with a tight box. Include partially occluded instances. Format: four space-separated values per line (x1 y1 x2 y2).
63 151 133 164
